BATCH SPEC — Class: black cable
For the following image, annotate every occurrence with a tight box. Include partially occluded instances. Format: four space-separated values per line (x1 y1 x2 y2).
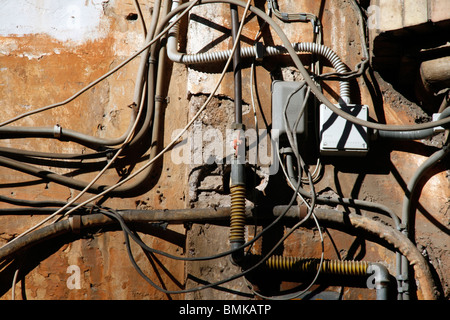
99 175 301 263
102 180 306 294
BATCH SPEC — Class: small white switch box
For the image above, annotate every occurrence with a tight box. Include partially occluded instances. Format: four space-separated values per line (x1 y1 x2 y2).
319 103 369 156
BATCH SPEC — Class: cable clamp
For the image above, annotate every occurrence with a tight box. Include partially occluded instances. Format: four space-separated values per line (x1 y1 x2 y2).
397 275 407 281
53 124 62 139
254 42 265 61
69 214 81 234
155 95 170 103
279 147 293 154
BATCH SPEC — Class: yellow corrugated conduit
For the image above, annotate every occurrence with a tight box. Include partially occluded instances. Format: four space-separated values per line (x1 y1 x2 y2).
264 255 369 276
229 184 247 246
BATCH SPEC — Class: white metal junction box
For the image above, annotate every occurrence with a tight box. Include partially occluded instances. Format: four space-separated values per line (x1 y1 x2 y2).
319 103 369 156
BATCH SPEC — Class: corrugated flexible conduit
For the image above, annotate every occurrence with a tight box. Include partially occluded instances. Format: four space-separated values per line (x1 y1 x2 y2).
262 255 369 276
162 1 447 299
166 17 351 103
174 0 450 132
166 0 349 102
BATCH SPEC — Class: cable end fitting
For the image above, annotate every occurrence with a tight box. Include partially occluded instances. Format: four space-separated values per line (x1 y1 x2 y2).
53 124 62 139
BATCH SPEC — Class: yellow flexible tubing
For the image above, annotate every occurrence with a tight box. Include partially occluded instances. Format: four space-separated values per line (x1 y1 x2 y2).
264 255 369 276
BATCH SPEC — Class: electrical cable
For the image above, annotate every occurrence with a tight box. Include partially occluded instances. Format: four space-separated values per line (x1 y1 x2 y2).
93 1 318 295
268 0 318 24
97 167 308 265
71 0 303 265
106 184 306 295
0 195 87 208
276 140 402 230
0 146 112 160
247 53 260 256
267 0 323 77
0 0 162 182
89 8 320 268
61 5 318 295
0 1 158 160
133 0 148 37
11 268 19 300
315 0 369 82
248 212 325 300
247 70 325 299
0 0 240 249
4 0 445 206
252 117 324 300
2 0 176 246
282 80 317 210
166 0 411 233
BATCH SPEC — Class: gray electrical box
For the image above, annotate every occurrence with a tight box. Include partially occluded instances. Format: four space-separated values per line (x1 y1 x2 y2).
271 80 308 145
319 103 369 156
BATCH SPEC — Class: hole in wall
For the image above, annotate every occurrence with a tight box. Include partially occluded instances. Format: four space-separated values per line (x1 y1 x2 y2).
126 13 138 21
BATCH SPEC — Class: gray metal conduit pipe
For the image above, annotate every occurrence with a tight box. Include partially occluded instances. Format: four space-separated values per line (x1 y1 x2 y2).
0 205 438 299
367 263 391 300
0 0 166 162
398 141 450 300
253 255 390 300
167 0 450 132
377 107 450 140
228 2 246 263
165 1 350 103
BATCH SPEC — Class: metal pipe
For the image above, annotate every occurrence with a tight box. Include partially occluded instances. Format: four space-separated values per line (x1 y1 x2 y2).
230 4 243 124
399 142 450 299
228 3 246 263
0 205 438 299
0 0 172 198
367 263 391 300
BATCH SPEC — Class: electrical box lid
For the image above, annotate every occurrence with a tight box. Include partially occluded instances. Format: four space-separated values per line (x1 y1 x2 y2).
319 103 369 156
